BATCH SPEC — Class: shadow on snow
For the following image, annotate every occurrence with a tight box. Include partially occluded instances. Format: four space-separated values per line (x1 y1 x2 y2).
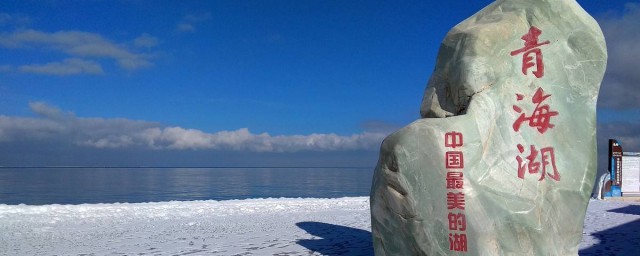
296 205 640 255
296 221 373 256
579 205 640 256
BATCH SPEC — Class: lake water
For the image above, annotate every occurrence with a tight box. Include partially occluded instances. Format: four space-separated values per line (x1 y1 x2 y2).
0 167 374 205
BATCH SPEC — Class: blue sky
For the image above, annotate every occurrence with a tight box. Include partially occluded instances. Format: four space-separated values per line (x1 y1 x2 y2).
0 0 638 167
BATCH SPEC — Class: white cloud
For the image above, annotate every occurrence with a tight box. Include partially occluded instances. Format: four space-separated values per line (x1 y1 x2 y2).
176 13 211 33
0 13 31 27
134 33 159 48
360 120 402 134
29 101 71 118
0 103 387 152
0 29 153 71
597 3 640 109
18 58 104 75
177 23 195 33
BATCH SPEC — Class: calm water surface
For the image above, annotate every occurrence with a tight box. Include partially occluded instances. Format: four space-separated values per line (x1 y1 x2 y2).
0 168 374 205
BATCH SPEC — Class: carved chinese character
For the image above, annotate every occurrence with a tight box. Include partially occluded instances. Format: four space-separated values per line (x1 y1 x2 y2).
449 233 468 252
510 26 550 78
517 144 560 181
513 87 559 134
445 131 463 148
446 171 464 189
445 151 464 169
448 212 467 231
447 192 465 210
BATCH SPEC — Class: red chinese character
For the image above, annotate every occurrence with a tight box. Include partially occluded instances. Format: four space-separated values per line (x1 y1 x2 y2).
446 172 464 189
447 192 465 210
449 233 468 252
512 87 559 134
448 212 467 231
510 26 550 78
517 144 560 181
445 131 463 148
445 151 464 169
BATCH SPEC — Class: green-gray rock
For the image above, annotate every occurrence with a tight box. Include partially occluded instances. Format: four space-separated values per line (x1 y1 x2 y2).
370 0 607 255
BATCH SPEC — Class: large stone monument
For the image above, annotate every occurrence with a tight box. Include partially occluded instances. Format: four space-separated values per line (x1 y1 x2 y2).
370 0 607 255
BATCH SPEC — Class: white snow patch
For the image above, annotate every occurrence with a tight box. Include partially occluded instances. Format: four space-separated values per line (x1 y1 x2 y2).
0 197 638 255
0 197 371 255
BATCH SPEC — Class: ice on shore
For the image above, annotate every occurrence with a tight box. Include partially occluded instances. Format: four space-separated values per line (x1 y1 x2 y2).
0 197 638 255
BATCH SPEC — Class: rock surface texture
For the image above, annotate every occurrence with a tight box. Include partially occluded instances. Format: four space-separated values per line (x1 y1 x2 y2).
370 0 607 255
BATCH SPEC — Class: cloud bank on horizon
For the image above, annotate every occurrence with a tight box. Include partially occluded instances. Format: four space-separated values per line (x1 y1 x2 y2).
0 102 387 152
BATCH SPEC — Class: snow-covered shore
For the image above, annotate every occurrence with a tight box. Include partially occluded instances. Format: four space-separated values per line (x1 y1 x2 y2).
0 197 638 255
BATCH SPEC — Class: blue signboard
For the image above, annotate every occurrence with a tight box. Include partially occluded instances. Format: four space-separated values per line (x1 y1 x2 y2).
606 139 623 197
